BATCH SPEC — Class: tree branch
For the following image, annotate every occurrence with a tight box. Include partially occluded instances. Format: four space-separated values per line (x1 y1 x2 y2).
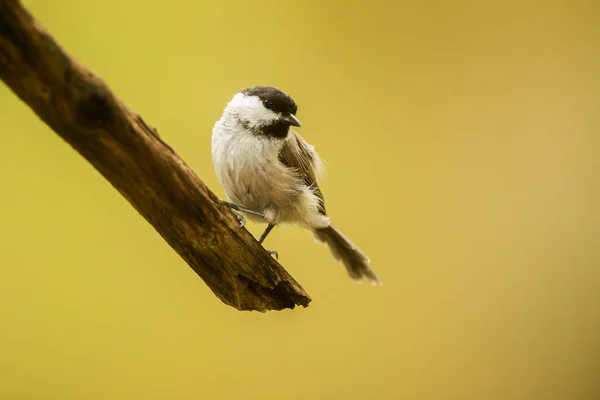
0 0 311 312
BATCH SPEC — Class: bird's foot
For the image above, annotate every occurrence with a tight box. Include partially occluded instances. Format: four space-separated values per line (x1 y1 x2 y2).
223 201 277 259
229 208 246 227
266 249 279 260
224 201 265 227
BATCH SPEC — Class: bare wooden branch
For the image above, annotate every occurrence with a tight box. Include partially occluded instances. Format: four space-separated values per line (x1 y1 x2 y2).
0 0 311 312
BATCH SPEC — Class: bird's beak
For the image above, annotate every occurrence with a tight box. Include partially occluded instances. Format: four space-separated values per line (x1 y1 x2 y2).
281 113 301 127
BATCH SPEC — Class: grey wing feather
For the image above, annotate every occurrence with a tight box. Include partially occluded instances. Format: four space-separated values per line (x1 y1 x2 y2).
278 132 327 215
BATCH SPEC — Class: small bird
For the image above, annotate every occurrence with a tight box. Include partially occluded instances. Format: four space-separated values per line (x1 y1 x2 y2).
212 86 381 285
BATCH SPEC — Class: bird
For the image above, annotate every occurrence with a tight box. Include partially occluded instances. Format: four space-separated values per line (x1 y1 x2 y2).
211 86 381 285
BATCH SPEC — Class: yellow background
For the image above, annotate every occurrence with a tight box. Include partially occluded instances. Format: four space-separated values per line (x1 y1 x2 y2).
1 1 599 399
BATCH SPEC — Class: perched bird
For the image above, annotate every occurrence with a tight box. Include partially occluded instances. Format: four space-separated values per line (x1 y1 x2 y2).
211 86 381 285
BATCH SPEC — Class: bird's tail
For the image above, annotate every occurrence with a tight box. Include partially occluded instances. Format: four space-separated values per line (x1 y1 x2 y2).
313 224 381 285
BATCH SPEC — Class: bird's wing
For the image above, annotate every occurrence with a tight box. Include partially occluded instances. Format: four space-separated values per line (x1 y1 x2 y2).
278 131 327 215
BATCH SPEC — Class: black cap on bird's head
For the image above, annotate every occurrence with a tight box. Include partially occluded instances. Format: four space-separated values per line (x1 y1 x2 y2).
241 86 301 128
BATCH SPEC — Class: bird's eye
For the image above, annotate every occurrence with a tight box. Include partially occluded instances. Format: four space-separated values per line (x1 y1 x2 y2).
263 99 273 108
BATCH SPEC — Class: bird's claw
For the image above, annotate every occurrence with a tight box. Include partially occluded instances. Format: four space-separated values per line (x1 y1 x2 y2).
224 202 246 227
223 202 277 258
230 208 246 228
223 201 266 220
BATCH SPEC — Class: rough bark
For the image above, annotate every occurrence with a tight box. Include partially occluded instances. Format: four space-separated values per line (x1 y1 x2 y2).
0 0 311 311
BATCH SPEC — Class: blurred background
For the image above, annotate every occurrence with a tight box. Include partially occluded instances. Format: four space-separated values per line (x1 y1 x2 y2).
1 0 599 399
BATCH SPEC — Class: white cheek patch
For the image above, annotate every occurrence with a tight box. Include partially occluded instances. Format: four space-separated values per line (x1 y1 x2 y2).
227 93 281 128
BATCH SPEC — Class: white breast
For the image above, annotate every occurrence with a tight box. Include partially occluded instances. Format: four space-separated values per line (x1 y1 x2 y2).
211 115 294 218
211 114 329 229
